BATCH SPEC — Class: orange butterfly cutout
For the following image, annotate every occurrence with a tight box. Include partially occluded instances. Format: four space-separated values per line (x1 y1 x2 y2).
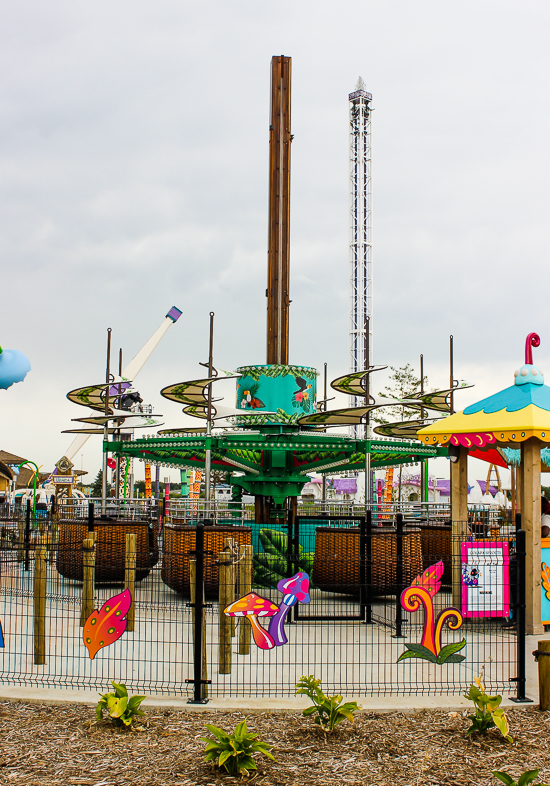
83 589 132 660
409 560 445 597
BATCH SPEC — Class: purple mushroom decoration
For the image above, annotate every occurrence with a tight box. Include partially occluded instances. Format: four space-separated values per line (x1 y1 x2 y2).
268 571 310 646
0 346 31 390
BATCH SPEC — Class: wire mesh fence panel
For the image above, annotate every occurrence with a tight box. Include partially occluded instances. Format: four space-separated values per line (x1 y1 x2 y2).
0 512 519 699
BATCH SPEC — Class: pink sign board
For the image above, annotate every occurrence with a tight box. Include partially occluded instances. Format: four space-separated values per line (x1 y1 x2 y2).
461 541 510 618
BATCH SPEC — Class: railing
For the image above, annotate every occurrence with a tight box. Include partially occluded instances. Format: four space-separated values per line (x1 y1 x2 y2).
0 503 524 700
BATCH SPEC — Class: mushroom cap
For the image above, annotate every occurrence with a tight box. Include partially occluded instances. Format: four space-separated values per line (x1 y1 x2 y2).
276 572 311 605
224 592 279 618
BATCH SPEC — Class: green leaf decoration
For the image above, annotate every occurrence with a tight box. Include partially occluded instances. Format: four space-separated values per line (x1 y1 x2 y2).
442 653 466 664
436 639 466 664
253 553 288 576
397 644 438 663
259 529 289 557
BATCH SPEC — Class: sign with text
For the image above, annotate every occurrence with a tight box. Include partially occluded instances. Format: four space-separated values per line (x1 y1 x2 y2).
54 476 74 485
461 541 509 618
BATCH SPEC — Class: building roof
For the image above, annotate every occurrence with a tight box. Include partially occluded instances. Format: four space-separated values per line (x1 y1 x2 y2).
0 461 13 482
0 450 28 465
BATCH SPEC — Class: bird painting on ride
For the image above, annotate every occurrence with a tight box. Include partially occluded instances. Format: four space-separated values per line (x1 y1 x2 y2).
240 382 265 409
293 376 313 411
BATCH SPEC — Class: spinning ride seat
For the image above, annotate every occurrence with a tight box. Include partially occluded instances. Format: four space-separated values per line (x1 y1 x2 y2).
56 518 159 583
312 526 423 595
417 523 452 578
161 523 252 596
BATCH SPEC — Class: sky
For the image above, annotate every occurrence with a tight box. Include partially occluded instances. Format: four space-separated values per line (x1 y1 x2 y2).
1 1 550 485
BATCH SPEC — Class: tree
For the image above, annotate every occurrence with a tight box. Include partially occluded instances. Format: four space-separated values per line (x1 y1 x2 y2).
90 469 111 498
371 364 428 425
372 364 429 503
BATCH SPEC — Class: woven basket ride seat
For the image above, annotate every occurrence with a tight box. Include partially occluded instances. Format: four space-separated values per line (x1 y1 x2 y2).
417 523 452 578
312 526 423 595
161 524 252 596
56 518 159 583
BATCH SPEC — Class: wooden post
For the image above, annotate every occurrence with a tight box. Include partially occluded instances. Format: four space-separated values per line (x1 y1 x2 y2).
223 538 236 637
511 465 516 517
124 533 136 632
516 461 523 514
80 534 96 627
190 559 208 699
521 438 544 635
218 549 233 674
451 447 469 606
33 535 47 665
238 544 253 655
537 640 550 710
266 55 292 365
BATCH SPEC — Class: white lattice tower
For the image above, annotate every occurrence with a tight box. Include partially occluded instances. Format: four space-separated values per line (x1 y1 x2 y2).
349 77 373 438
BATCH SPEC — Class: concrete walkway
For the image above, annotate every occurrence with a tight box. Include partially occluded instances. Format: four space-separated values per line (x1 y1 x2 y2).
0 634 543 714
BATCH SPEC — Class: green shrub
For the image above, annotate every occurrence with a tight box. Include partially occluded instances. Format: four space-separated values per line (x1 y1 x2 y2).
295 674 361 732
201 719 275 776
493 769 549 786
464 671 512 742
96 681 146 728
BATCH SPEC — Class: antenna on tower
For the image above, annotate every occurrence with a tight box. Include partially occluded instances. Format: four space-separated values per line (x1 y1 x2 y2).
348 79 373 438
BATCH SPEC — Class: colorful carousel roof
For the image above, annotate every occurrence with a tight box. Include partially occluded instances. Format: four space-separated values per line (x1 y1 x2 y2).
418 333 550 449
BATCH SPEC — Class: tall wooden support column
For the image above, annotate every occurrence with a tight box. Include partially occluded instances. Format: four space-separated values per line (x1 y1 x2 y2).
521 438 544 635
266 54 292 365
451 447 468 606
516 461 523 514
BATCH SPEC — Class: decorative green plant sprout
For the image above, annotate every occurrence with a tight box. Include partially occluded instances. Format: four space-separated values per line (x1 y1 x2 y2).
95 681 146 728
493 769 549 786
295 675 361 732
201 719 275 776
465 670 512 742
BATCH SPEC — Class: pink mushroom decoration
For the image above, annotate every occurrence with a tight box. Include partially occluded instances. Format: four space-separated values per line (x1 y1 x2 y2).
268 571 311 646
224 592 279 650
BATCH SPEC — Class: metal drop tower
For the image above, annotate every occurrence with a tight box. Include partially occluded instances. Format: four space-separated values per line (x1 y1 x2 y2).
348 77 373 439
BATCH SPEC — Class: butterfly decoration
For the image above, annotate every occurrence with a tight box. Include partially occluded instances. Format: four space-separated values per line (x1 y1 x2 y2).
83 589 132 660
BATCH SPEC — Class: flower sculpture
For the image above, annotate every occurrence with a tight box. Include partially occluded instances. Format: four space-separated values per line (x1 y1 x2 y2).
0 346 31 390
397 561 466 665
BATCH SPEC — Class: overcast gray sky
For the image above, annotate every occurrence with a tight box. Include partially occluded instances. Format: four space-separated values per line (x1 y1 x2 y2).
1 1 549 483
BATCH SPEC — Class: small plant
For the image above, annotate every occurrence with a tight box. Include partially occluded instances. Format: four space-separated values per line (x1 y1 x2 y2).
96 681 146 727
464 669 512 742
492 768 549 786
201 719 275 776
295 674 361 732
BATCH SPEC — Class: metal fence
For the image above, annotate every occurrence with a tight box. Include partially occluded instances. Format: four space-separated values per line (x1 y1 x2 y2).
0 502 524 701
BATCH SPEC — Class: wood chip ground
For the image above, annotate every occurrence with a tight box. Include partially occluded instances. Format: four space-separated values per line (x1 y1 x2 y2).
0 702 549 785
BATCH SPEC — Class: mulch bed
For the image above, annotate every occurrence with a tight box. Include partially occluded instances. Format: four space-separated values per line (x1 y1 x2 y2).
0 701 549 785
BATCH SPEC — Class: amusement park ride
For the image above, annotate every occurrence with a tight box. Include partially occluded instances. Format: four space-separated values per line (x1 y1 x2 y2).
60 56 464 518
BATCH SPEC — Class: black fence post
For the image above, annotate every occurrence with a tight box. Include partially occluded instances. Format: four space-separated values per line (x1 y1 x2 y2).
392 513 405 638
87 502 95 534
365 509 372 623
511 524 532 702
188 521 209 704
24 499 31 572
286 504 294 586
290 507 301 622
